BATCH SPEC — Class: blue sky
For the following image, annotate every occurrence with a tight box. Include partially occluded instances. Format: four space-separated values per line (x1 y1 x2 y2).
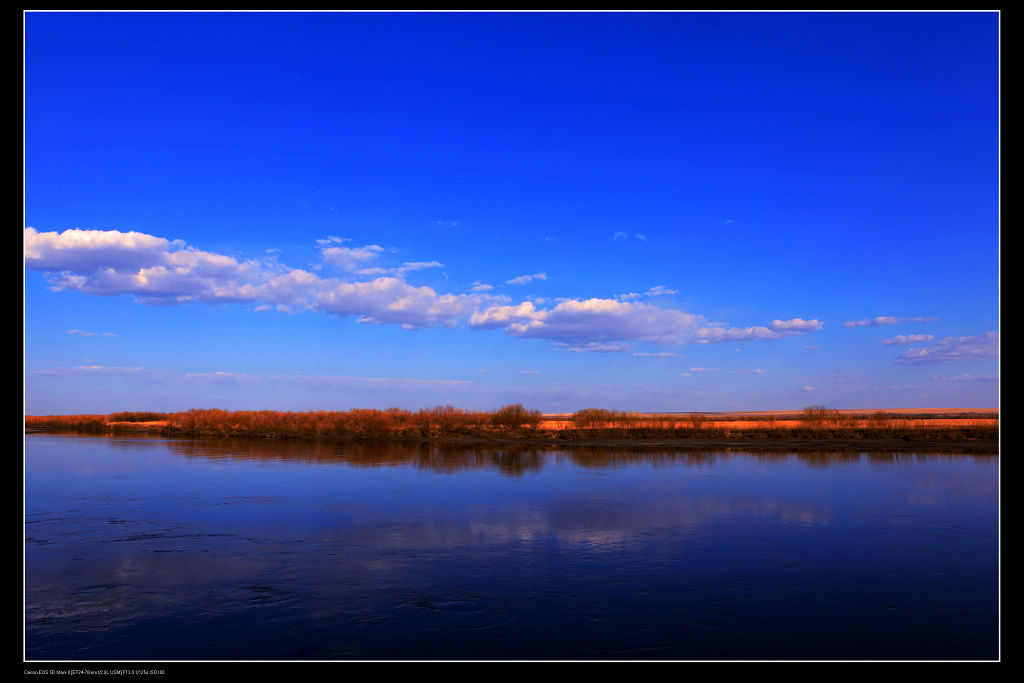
24 11 999 414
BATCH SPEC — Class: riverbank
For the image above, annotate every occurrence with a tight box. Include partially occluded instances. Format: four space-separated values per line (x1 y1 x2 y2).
25 424 999 453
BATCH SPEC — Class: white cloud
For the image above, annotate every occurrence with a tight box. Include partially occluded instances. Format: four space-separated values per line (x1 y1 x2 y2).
25 227 179 273
769 318 824 331
468 301 544 329
470 297 704 347
645 285 677 297
882 334 934 346
469 281 494 292
321 244 385 270
894 331 998 365
26 227 483 331
314 277 483 329
26 227 827 352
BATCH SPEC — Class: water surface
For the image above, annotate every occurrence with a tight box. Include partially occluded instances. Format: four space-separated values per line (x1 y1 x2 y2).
25 434 998 660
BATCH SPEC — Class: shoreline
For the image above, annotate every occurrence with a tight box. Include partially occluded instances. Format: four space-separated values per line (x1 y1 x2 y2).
25 427 999 453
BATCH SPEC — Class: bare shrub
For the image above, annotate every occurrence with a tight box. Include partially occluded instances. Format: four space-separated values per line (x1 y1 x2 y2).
801 405 840 430
571 408 614 429
492 403 541 431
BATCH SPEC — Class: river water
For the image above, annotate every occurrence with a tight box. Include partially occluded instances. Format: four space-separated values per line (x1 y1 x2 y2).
24 434 999 661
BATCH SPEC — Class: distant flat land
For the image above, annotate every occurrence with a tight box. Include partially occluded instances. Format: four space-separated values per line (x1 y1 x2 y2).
543 408 998 418
538 409 998 430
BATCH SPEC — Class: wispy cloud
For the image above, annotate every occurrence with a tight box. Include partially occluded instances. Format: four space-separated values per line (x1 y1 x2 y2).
183 370 250 380
882 334 934 346
505 272 547 286
615 286 677 300
555 341 636 353
931 373 998 383
66 328 116 337
844 315 939 329
633 351 684 358
315 235 350 246
692 318 823 344
894 331 998 365
29 364 146 377
357 260 444 278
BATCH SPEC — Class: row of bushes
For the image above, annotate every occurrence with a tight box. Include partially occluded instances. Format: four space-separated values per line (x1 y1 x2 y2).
108 411 169 423
164 404 542 438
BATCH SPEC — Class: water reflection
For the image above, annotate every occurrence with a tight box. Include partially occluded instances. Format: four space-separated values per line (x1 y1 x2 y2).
25 435 998 660
101 435 998 475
